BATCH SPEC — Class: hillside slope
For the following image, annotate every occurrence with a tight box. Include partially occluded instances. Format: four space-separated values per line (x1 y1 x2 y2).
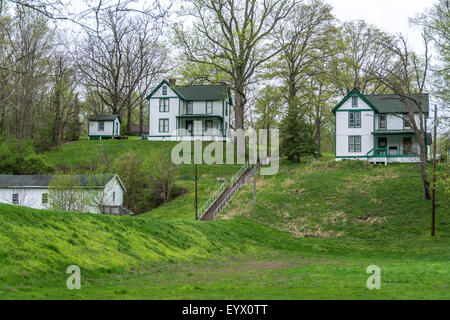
1 140 446 299
224 160 450 242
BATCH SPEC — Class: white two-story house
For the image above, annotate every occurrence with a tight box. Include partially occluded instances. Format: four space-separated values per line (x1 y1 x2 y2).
333 87 431 164
146 79 233 141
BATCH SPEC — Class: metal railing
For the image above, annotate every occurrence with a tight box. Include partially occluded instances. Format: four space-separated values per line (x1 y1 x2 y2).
198 180 228 220
176 129 228 137
211 163 259 220
230 162 248 187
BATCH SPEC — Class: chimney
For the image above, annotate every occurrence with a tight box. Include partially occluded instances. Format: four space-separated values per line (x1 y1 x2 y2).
169 78 176 86
354 84 361 91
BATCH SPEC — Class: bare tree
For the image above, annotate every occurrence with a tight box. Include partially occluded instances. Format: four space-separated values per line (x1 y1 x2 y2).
149 152 178 203
175 0 296 131
371 34 431 200
75 4 168 133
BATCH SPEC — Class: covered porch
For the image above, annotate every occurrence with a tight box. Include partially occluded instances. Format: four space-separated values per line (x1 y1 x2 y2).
370 130 420 159
176 115 227 138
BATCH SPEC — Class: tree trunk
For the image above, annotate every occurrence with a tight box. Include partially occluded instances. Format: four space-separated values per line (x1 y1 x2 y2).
234 89 245 130
139 101 144 135
126 101 132 135
316 120 321 157
73 94 80 141
52 88 61 146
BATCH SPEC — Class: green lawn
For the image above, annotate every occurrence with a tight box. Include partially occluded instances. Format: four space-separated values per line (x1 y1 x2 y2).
0 140 448 299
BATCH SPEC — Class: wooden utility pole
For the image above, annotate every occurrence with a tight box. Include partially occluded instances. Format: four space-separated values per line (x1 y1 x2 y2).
253 165 257 207
431 105 438 236
195 164 198 220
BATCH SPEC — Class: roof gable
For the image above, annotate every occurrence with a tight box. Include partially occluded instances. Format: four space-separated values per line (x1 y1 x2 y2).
146 79 185 100
332 88 378 113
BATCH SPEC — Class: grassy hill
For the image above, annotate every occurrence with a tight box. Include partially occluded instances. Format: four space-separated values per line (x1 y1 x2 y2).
0 140 448 299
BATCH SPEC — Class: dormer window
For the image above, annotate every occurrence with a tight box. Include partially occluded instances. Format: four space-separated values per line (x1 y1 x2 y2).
352 96 358 108
162 85 167 95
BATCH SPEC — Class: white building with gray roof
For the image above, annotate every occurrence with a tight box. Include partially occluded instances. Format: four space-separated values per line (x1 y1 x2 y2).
0 174 129 215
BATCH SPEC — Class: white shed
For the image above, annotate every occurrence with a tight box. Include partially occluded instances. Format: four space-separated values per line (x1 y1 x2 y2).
0 174 130 215
88 114 122 140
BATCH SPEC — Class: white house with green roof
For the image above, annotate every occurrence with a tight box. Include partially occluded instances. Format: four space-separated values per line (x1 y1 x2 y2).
88 114 121 140
146 79 232 141
333 88 431 164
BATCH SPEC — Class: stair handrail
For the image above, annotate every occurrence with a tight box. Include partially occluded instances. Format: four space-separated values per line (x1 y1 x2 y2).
212 163 260 219
230 162 248 187
198 180 228 219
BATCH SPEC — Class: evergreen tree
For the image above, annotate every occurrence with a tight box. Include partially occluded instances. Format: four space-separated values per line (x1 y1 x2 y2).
280 107 316 162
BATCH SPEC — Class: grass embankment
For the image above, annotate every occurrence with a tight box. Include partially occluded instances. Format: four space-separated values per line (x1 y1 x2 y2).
43 140 241 219
0 140 446 299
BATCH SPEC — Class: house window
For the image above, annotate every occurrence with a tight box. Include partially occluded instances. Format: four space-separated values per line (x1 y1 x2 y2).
205 120 213 131
206 101 213 114
159 119 169 133
42 193 48 204
12 193 19 205
113 192 116 203
162 85 167 95
348 111 361 128
159 99 169 112
186 101 193 115
348 136 361 153
98 121 104 132
403 115 412 129
352 96 358 108
379 114 387 130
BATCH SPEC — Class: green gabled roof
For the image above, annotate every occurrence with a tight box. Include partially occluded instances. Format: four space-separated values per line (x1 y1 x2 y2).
177 85 231 103
88 114 121 123
147 80 232 105
332 88 379 113
332 88 430 114
365 94 429 114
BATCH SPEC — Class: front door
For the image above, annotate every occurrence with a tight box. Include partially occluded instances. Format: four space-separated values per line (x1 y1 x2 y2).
377 137 387 155
186 120 193 135
403 137 412 155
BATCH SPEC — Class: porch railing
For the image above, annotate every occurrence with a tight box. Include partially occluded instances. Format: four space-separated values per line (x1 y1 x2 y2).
176 129 228 137
368 147 419 157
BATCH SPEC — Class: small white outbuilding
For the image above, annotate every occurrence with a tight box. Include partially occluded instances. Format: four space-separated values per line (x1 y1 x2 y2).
88 114 122 140
0 174 130 215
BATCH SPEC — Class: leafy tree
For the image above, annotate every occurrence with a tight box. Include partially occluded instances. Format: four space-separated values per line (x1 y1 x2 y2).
330 20 392 95
253 86 283 130
412 0 449 104
48 175 87 212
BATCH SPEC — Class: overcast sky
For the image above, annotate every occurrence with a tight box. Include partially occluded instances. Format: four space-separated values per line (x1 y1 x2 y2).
326 0 435 51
